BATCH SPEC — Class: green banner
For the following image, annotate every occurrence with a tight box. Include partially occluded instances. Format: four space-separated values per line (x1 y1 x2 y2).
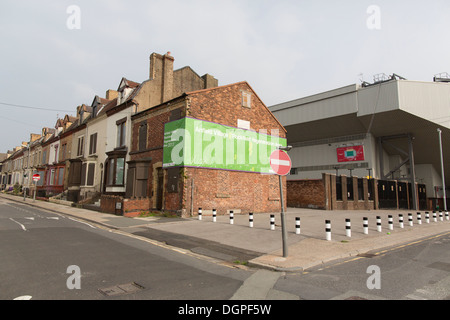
163 117 286 173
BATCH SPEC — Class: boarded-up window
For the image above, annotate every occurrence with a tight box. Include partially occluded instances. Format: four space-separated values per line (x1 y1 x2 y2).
170 109 183 121
136 165 148 197
69 161 82 186
80 163 87 186
167 167 179 193
87 163 95 186
242 91 252 108
138 122 147 151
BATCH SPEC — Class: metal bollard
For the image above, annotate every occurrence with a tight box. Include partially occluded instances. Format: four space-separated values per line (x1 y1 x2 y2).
363 217 369 235
345 219 351 237
229 210 234 225
388 215 393 230
295 217 301 235
377 216 382 232
399 214 404 229
198 208 202 221
270 214 275 231
325 220 331 241
249 212 254 228
212 209 217 222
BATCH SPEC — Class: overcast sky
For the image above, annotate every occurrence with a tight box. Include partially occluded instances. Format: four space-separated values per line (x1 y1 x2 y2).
1 0 450 152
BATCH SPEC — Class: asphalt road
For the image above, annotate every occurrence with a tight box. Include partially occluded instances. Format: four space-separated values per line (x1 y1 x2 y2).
2 196 449 301
0 199 252 300
275 232 450 300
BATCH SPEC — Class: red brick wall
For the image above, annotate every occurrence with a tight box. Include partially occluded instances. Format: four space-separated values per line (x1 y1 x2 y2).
100 194 123 215
188 82 286 137
287 179 326 210
184 167 285 216
123 197 151 217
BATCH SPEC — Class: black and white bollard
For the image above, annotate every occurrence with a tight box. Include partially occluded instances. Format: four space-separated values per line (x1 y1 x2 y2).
229 210 234 225
377 216 382 232
446 211 449 221
270 215 275 231
425 212 430 224
439 211 443 222
325 220 331 241
345 219 351 237
388 215 393 230
249 212 254 228
399 214 404 229
408 213 413 227
212 209 217 222
433 211 437 222
417 212 422 225
363 217 369 235
295 217 301 235
198 208 202 221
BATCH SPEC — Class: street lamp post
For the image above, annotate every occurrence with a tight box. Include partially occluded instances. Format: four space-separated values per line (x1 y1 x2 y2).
437 128 447 211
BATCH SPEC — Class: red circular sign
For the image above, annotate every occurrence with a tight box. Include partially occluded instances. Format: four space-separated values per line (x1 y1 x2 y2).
32 174 41 182
270 150 292 176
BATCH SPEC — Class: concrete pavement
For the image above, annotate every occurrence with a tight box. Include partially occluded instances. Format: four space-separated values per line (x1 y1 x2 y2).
2 193 450 272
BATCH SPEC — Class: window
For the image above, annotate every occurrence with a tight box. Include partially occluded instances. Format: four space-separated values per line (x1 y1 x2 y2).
77 136 84 157
58 168 64 186
89 133 98 155
49 169 55 186
116 118 126 148
107 157 125 186
242 91 252 108
138 122 147 151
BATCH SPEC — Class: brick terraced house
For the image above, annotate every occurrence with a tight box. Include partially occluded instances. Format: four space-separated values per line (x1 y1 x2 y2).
124 81 287 217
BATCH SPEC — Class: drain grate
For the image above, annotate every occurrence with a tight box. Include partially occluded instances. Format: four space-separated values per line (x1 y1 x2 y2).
98 282 145 296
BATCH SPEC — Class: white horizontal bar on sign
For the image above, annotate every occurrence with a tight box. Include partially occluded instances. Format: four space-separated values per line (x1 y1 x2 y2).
270 159 290 166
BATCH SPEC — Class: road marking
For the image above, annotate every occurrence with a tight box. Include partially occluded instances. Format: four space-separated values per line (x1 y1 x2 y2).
13 295 32 300
9 218 27 231
68 217 96 229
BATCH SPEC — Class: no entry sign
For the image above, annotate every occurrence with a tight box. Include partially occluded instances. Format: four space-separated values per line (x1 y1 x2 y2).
270 150 292 176
32 174 40 182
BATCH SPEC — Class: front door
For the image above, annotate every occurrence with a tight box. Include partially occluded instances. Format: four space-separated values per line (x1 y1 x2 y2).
156 168 164 210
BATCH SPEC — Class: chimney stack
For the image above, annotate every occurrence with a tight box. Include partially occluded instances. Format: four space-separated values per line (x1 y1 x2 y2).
149 52 174 103
106 89 118 100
